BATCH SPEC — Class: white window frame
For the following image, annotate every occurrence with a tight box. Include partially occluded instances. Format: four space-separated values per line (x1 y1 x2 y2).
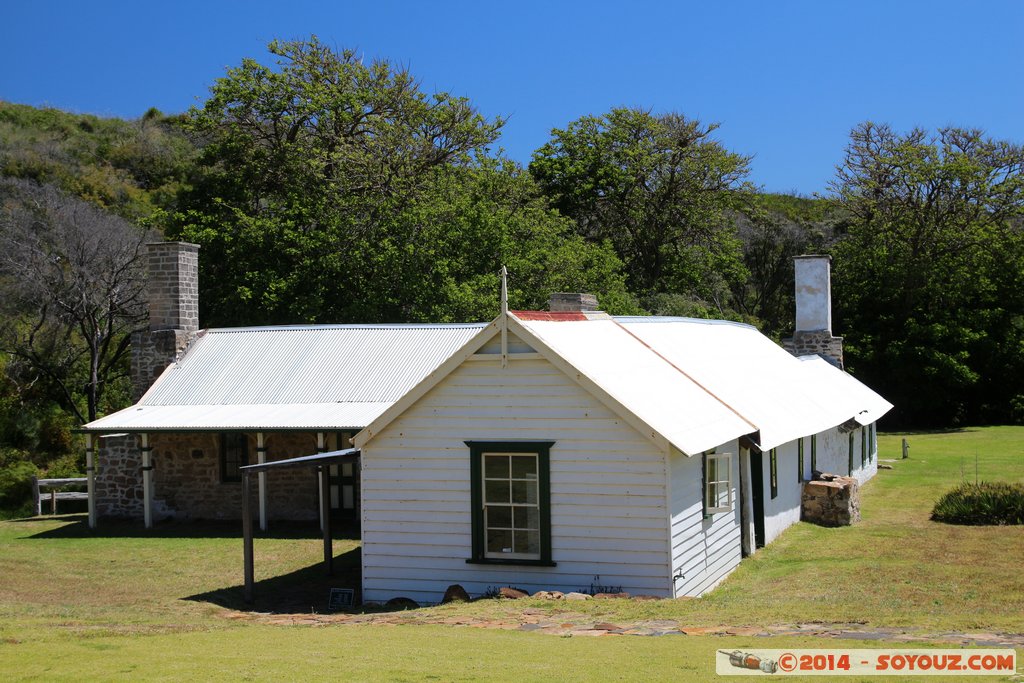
705 452 733 515
482 451 541 561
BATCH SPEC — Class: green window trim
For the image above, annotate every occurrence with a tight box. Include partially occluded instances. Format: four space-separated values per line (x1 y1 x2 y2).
861 426 867 466
798 438 805 483
769 448 778 499
810 434 817 475
466 441 555 567
848 431 855 474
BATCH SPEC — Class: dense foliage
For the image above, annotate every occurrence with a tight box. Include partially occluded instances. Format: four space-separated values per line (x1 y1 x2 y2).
931 481 1024 525
831 123 1024 426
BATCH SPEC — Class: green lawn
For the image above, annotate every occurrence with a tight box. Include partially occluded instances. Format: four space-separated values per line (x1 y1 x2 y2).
1 426 1022 681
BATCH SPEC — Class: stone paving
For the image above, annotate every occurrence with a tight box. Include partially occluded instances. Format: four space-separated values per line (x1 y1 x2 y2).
222 609 1024 648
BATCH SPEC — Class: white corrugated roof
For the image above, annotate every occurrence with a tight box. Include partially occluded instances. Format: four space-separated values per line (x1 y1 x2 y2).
85 324 485 432
615 317 864 451
509 316 757 455
798 355 893 426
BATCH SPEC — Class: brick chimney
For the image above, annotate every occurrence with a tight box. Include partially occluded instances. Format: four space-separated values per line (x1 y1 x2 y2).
783 255 843 368
131 242 200 400
549 292 598 312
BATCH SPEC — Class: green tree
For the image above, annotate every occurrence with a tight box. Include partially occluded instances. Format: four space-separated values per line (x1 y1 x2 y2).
173 36 506 325
830 122 1024 427
529 108 751 312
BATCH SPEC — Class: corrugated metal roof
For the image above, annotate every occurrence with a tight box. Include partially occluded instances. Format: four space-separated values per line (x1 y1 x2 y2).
84 402 392 432
85 324 485 431
616 317 864 451
798 355 893 426
511 317 758 455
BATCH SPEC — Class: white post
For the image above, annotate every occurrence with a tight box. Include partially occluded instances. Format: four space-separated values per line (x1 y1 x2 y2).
141 433 152 529
86 433 96 529
499 265 508 368
257 432 267 532
316 432 326 532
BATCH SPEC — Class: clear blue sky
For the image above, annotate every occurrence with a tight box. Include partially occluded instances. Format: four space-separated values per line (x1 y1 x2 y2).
2 0 1021 195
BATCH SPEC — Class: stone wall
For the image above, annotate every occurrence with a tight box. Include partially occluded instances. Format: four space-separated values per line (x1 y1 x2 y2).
782 330 844 369
801 474 860 527
96 434 144 518
97 431 325 521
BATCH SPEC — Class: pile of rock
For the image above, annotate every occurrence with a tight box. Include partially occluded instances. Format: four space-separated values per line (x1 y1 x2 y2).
801 472 860 526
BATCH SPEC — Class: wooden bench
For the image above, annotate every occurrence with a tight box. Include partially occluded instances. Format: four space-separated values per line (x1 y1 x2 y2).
32 477 88 516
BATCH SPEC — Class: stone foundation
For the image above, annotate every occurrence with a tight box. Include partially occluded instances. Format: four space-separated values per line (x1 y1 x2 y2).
783 330 844 369
97 431 330 521
801 473 860 526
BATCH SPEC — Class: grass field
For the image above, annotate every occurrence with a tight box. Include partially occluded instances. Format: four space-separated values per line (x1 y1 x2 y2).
1 427 1022 681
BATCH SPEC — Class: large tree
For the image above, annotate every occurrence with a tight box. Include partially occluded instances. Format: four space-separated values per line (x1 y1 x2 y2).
0 178 151 424
173 37 508 325
529 108 751 312
831 122 1024 427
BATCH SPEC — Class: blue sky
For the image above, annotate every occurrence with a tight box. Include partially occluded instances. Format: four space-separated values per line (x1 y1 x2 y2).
2 0 1021 194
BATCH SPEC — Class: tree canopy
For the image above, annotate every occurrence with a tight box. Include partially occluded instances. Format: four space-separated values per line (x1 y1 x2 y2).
529 108 752 314
830 122 1024 426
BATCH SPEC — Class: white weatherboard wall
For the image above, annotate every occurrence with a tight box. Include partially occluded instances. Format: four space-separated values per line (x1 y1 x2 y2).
761 440 803 546
669 443 741 597
360 342 673 604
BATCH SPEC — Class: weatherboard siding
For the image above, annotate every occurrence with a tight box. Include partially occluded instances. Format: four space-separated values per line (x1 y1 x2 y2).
761 440 802 545
360 353 672 604
668 443 742 597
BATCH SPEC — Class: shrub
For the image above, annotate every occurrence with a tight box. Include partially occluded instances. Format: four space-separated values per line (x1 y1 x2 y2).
931 481 1024 525
0 458 39 514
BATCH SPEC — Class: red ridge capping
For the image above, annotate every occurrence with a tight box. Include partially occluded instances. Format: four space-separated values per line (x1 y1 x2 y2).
510 310 587 321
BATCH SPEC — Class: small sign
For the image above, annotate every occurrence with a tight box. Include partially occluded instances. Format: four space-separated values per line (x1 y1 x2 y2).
328 588 355 610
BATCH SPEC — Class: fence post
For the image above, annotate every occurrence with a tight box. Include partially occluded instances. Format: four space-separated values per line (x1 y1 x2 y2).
902 438 910 459
32 476 41 516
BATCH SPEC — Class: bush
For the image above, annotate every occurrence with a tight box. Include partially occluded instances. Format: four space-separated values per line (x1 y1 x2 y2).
0 459 39 514
931 481 1024 525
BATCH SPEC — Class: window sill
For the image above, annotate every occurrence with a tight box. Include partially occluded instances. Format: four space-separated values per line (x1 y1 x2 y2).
466 558 557 567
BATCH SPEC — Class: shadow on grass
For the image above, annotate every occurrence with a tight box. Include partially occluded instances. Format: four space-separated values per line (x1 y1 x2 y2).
184 545 365 614
14 513 361 541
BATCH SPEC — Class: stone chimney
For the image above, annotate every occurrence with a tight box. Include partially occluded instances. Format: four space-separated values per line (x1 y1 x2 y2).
131 242 201 400
783 255 843 368
549 292 598 312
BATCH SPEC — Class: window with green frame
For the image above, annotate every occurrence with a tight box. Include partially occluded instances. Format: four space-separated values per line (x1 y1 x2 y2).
798 438 805 483
810 434 817 475
870 423 876 462
466 441 554 566
861 426 867 466
769 448 778 499
848 431 855 473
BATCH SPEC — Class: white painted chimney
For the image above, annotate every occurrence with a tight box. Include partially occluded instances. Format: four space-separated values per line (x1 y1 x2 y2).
794 255 832 333
784 255 843 368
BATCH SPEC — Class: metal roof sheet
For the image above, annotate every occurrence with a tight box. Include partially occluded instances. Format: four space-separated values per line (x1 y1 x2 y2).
615 317 862 451
512 317 757 455
85 324 484 431
798 355 893 426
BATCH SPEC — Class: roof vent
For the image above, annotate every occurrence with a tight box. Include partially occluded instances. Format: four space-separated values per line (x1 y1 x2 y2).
549 292 598 312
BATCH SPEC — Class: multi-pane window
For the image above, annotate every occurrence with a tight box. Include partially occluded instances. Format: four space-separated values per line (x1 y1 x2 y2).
483 453 540 559
704 452 733 515
810 435 817 475
769 448 778 499
467 441 553 565
848 432 855 474
220 433 248 483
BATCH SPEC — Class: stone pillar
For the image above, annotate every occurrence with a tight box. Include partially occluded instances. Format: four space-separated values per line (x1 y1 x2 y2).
782 255 844 368
549 292 598 312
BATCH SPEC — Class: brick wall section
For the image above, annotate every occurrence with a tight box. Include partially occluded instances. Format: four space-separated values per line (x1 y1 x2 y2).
97 431 323 521
782 330 844 369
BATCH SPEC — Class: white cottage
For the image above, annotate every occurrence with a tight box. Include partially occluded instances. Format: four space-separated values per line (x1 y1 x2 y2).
354 278 891 603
